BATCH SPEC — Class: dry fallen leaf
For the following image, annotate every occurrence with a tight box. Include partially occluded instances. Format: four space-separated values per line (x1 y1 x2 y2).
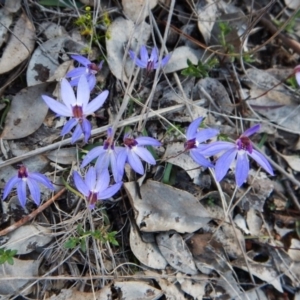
0 9 13 48
197 0 218 44
26 36 68 86
0 258 40 295
47 147 78 165
164 46 202 73
124 180 211 233
122 0 158 23
164 142 201 179
129 224 167 269
157 232 198 274
1 83 53 140
3 224 52 255
106 17 150 82
0 13 35 74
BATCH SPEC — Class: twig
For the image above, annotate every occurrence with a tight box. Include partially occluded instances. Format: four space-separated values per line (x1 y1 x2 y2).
0 188 66 236
258 16 300 55
0 102 193 169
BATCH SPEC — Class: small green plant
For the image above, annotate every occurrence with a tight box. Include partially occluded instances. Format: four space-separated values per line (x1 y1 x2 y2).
286 76 298 90
64 225 119 252
206 196 215 206
74 6 108 43
218 21 235 54
273 11 300 34
181 58 219 78
0 248 17 265
217 133 229 142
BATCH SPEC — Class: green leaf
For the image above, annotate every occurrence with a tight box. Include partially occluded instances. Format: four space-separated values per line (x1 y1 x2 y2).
80 240 87 252
162 163 173 184
64 237 79 249
7 257 14 265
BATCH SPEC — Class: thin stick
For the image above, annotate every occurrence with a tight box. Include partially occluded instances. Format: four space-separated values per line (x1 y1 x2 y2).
0 102 191 169
0 188 66 236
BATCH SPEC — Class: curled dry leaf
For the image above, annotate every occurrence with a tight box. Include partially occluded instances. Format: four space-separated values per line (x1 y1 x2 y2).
0 9 13 48
0 258 40 295
277 153 300 172
177 275 206 299
0 13 35 74
3 224 52 255
245 68 300 132
47 283 162 300
157 232 198 274
155 277 185 300
124 180 211 233
4 0 22 13
99 281 163 300
1 83 53 140
288 239 300 261
285 0 300 10
106 17 150 82
197 0 218 44
129 224 167 269
232 256 283 293
122 0 158 23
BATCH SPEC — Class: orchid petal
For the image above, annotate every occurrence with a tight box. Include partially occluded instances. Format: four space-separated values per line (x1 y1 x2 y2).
296 71 300 86
61 78 77 107
82 119 92 143
95 169 110 193
150 47 158 62
190 149 213 167
69 77 80 87
186 117 203 140
134 147 156 165
29 173 54 190
95 151 110 173
42 95 72 117
110 150 122 182
135 136 161 146
73 171 90 196
81 146 104 168
71 124 83 143
140 45 149 63
243 124 260 137
195 128 219 143
214 148 237 182
3 176 20 200
61 118 78 135
160 54 171 67
84 167 97 191
117 149 127 180
127 150 144 175
248 150 274 176
77 76 90 106
107 127 113 138
85 90 108 115
17 180 27 207
87 74 96 91
99 182 122 200
235 152 249 187
66 67 86 78
200 141 235 156
71 55 91 67
129 50 136 61
134 58 147 68
27 178 41 205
